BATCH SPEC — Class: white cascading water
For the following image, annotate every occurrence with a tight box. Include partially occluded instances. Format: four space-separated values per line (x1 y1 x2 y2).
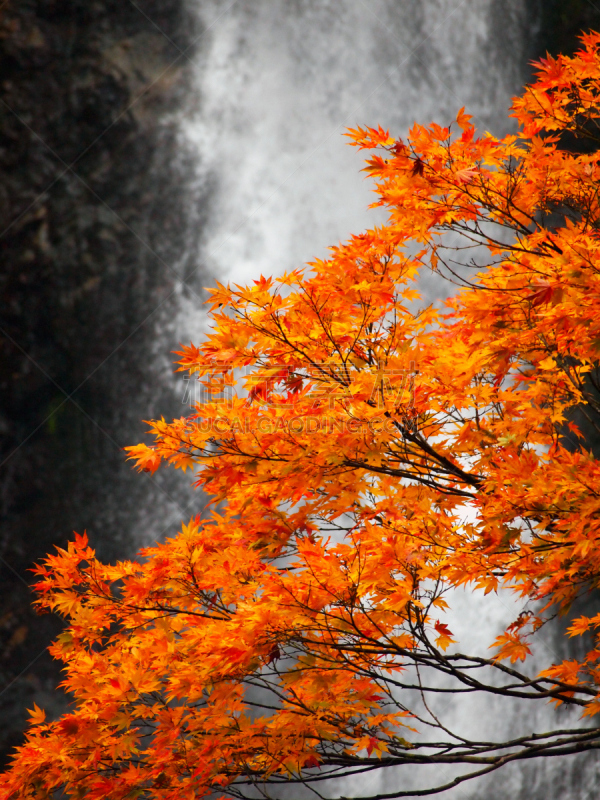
185 0 529 287
178 2 599 797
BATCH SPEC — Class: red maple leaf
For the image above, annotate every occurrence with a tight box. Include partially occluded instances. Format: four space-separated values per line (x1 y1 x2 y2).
525 280 553 307
434 621 453 637
366 737 378 756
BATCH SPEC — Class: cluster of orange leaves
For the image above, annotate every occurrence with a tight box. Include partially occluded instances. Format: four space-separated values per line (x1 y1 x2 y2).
4 33 600 800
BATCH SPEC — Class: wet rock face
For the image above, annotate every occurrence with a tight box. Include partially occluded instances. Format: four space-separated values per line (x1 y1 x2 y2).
0 0 206 763
529 0 600 58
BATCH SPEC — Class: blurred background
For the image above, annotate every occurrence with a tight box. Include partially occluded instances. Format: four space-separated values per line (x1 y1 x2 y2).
0 0 598 795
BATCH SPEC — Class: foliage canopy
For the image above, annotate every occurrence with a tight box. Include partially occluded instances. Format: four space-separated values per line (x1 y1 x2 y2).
5 33 600 800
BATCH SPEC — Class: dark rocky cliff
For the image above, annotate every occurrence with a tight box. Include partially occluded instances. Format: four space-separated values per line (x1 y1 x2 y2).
531 0 600 59
0 0 207 763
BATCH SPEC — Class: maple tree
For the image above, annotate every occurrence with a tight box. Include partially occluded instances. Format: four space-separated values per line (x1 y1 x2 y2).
6 33 600 800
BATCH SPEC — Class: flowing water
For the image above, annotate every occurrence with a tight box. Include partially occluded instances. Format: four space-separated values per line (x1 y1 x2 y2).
185 0 530 288
180 1 598 798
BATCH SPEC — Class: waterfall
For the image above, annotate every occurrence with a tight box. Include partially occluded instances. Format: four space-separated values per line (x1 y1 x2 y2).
185 0 530 288
180 1 597 798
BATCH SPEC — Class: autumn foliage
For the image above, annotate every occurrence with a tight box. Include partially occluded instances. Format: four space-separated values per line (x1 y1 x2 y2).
5 33 600 800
